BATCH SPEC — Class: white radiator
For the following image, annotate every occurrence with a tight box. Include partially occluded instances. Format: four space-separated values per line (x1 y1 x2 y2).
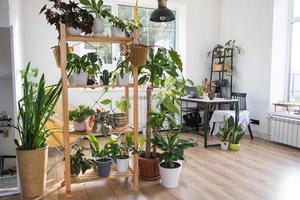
269 115 300 148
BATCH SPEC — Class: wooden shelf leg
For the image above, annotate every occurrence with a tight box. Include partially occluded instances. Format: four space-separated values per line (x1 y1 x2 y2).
133 66 139 187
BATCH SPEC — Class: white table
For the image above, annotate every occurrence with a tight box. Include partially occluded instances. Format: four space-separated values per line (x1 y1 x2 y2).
180 97 239 148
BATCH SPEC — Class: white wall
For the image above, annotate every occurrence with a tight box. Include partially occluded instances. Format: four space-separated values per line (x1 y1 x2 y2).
0 0 9 26
219 0 275 136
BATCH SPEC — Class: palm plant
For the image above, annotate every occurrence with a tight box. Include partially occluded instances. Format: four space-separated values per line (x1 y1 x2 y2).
15 63 62 150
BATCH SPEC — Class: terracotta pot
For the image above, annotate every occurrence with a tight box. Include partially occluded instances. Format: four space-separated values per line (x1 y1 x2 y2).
138 152 160 181
16 146 48 199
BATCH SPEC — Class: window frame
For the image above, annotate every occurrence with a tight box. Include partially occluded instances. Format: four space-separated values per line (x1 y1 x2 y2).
287 0 300 102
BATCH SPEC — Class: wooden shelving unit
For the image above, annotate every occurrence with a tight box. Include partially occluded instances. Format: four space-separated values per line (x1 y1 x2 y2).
59 23 140 195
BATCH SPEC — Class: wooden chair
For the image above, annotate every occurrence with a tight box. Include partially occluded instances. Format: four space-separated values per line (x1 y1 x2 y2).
210 92 254 139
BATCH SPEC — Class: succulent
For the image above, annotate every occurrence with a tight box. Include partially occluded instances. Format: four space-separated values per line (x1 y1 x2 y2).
100 70 112 85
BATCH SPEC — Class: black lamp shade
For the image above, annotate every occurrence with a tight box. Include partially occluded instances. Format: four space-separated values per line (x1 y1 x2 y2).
150 6 175 22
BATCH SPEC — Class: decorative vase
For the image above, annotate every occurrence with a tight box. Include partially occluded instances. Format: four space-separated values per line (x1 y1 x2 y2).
96 158 112 177
66 27 82 35
93 18 105 35
111 27 126 37
159 162 181 188
16 146 48 199
116 156 129 173
138 152 160 180
73 121 87 132
229 143 241 151
221 141 229 150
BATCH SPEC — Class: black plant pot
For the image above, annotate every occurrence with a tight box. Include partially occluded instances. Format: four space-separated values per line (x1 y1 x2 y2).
87 78 95 85
96 158 112 177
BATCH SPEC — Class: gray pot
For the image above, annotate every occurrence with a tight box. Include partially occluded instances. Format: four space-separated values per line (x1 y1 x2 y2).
111 27 126 37
93 18 105 35
96 158 112 177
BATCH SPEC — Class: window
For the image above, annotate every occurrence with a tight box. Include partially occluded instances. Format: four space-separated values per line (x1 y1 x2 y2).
82 3 177 67
288 0 300 103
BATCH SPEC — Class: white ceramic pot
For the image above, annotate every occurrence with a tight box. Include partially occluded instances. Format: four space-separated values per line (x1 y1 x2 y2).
159 162 181 188
111 27 126 37
93 18 105 35
116 72 130 86
129 155 134 169
73 121 87 132
69 72 88 86
221 141 229 150
66 27 82 35
116 156 129 173
176 160 183 173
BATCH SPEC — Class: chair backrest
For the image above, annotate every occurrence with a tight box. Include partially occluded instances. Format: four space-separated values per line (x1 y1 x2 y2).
231 92 247 110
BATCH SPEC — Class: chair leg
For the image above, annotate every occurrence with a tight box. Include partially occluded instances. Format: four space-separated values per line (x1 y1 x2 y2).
248 124 254 140
210 122 216 136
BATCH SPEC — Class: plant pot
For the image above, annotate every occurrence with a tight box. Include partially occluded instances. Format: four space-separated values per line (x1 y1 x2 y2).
113 113 127 128
138 152 160 180
93 18 105 36
96 158 112 177
69 72 88 86
52 45 74 68
66 27 82 35
101 124 110 136
176 160 183 173
116 72 130 86
159 162 181 188
73 121 88 132
111 27 127 37
116 156 129 173
221 141 229 150
16 146 48 199
229 143 241 151
130 44 148 67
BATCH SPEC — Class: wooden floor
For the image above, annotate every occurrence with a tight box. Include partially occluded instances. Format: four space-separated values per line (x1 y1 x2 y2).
2 133 300 200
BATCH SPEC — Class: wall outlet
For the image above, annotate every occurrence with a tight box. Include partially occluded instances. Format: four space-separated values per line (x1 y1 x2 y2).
250 119 260 125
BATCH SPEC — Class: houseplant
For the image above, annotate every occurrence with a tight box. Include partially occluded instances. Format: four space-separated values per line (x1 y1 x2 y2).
108 16 143 37
138 47 183 180
115 57 131 86
69 105 94 132
111 98 131 128
229 125 246 151
87 134 112 177
116 141 130 173
79 0 112 35
217 116 234 150
100 69 112 85
14 63 61 198
70 148 93 181
40 0 94 35
152 130 197 188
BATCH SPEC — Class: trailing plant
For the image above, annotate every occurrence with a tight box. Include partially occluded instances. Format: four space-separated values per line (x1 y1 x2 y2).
70 148 93 177
152 130 197 168
79 0 112 19
100 69 112 85
207 40 242 58
69 105 94 122
40 0 94 34
14 63 62 150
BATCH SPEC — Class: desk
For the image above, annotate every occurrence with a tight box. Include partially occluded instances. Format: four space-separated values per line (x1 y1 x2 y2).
180 97 239 148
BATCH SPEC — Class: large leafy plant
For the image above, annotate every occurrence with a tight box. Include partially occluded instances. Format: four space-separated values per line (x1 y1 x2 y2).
87 134 110 160
70 148 93 177
69 105 94 122
40 0 94 34
79 0 112 19
15 63 62 150
152 131 197 168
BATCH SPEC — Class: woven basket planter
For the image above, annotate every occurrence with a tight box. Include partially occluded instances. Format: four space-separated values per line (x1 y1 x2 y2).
113 113 127 128
130 44 148 67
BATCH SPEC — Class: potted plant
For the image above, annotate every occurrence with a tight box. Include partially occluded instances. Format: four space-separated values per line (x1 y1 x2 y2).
108 16 143 37
69 105 94 132
70 148 93 182
229 125 246 151
87 134 112 177
79 0 112 36
217 116 234 150
111 98 131 128
14 63 61 198
40 0 94 35
85 53 102 85
138 47 183 180
116 141 130 173
92 110 115 136
115 58 131 86
100 69 112 85
152 131 197 188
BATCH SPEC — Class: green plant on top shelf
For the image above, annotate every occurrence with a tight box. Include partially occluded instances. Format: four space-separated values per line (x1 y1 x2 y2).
108 15 143 36
207 40 242 58
100 69 112 85
79 0 112 19
69 105 94 123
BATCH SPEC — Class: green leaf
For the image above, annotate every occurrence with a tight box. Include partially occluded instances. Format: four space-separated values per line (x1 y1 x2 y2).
80 0 91 6
100 99 112 105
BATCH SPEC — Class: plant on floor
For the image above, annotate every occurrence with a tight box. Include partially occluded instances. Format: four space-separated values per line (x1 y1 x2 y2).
79 0 112 19
13 63 61 198
70 148 93 178
40 0 94 34
100 69 112 85
217 116 234 150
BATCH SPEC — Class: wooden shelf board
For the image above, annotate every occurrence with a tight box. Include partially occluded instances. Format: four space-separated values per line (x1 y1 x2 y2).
72 168 133 184
68 84 134 89
66 35 132 45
